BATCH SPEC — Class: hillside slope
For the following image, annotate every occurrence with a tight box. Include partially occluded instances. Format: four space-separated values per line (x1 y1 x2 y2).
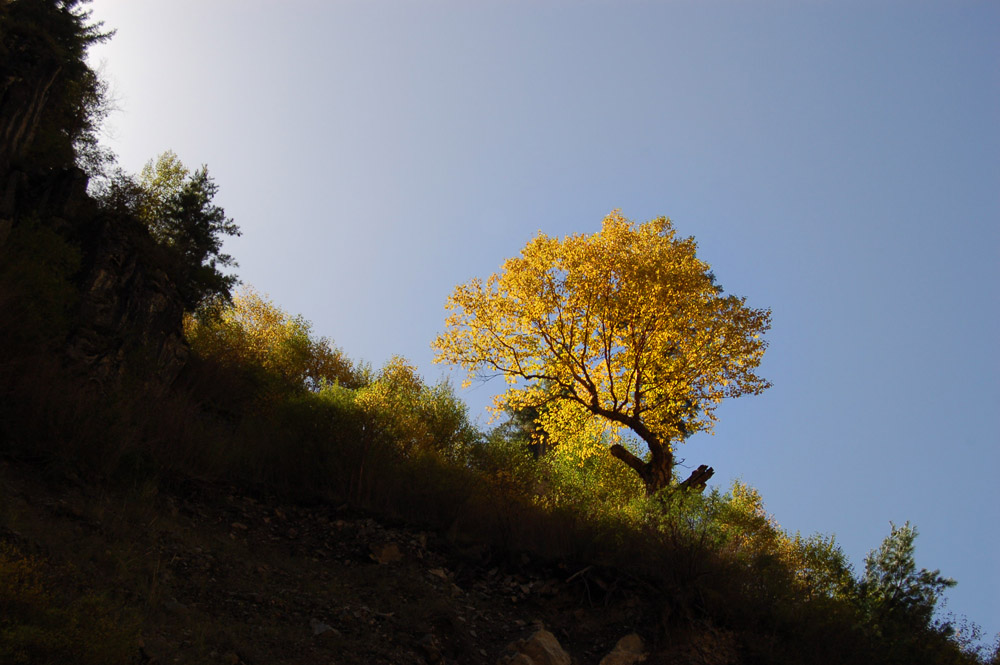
1 456 730 665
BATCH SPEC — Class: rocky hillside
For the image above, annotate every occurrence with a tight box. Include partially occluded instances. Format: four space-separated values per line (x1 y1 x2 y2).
1 456 732 665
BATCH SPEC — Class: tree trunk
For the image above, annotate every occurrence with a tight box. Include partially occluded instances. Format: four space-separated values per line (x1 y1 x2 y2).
609 443 714 495
641 456 674 494
609 443 673 495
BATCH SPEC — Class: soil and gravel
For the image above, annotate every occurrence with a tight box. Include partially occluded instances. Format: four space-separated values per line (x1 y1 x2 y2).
0 457 698 664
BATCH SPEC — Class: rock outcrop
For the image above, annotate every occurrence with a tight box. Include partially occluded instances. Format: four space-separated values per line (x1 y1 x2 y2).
599 633 647 665
0 164 189 391
1 2 189 393
65 210 189 390
498 629 572 665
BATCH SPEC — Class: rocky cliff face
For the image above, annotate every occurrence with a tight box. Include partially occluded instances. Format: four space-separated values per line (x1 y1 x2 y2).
1 2 187 392
64 207 190 390
0 162 189 391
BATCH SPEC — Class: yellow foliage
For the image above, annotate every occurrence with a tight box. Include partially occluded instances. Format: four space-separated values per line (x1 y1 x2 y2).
710 480 851 597
137 150 189 241
354 356 476 458
718 480 784 553
434 211 771 487
355 356 428 447
530 399 646 515
534 399 620 466
185 286 359 391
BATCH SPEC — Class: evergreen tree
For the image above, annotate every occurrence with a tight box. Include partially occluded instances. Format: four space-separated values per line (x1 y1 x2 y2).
158 165 240 310
858 522 956 638
99 151 241 310
0 0 112 175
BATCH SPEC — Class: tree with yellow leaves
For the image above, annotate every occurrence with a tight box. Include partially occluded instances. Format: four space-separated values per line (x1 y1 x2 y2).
433 211 771 494
185 286 361 393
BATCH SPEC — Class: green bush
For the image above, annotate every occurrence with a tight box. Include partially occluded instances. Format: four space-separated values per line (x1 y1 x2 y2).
354 356 479 460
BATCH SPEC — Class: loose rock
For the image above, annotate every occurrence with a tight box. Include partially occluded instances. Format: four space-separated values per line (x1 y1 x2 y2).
370 542 403 564
498 629 571 665
417 633 443 664
599 633 646 665
310 618 336 636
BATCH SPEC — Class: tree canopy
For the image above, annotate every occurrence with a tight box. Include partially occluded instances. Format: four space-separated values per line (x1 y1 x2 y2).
99 150 241 310
434 211 771 493
137 149 189 238
858 522 957 638
152 158 240 310
185 286 362 393
0 0 112 175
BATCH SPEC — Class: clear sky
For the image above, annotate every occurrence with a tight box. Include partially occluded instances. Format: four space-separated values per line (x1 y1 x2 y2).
86 0 999 643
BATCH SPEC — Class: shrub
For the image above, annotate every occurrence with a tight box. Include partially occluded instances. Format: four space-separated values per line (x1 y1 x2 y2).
184 286 364 402
0 544 139 665
354 356 479 460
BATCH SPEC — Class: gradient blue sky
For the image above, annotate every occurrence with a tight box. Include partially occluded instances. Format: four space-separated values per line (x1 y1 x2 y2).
87 0 999 643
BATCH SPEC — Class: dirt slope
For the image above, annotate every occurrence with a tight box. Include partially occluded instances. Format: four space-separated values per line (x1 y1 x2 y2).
1 457 716 664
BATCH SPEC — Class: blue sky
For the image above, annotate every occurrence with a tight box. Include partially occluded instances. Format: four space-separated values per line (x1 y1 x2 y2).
87 0 999 643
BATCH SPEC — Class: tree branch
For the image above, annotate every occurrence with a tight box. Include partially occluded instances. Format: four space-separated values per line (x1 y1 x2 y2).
677 464 714 492
609 444 647 477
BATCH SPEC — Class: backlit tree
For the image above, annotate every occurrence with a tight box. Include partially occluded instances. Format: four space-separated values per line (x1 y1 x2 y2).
99 150 241 310
433 211 771 494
